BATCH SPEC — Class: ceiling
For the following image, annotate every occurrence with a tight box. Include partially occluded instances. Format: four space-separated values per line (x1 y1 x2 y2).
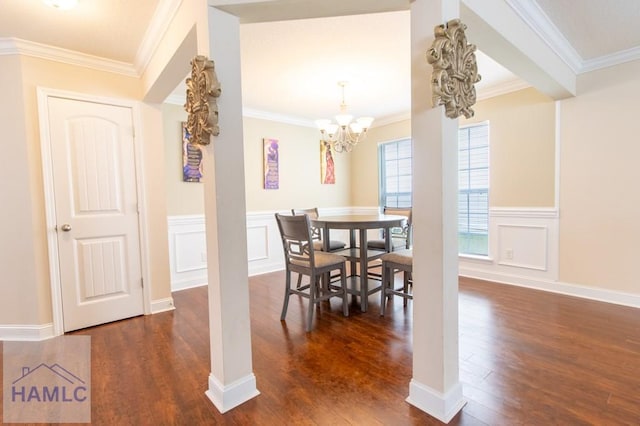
2 0 640 125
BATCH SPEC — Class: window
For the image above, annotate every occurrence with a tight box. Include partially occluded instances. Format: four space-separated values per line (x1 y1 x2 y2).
378 125 489 257
379 139 412 208
458 123 489 256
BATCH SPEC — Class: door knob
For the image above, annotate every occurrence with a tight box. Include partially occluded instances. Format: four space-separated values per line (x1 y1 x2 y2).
60 224 72 232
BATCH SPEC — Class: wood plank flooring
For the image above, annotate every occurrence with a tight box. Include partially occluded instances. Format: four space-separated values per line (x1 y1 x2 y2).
2 273 639 425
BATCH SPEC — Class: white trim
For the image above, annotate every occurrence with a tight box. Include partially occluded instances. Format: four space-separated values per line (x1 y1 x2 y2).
374 112 411 128
131 104 154 316
490 207 558 218
242 108 315 128
496 224 548 271
150 297 176 314
0 324 55 341
504 0 640 74
476 79 531 101
206 373 260 414
0 38 137 76
37 88 153 335
134 0 184 75
164 93 185 106
581 45 640 73
459 267 640 309
407 380 466 424
504 0 582 73
554 100 561 210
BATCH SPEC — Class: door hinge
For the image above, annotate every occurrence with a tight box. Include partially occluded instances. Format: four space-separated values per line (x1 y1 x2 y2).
140 278 144 288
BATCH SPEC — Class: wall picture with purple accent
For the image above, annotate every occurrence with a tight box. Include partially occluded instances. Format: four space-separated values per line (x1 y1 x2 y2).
182 122 203 182
263 138 279 189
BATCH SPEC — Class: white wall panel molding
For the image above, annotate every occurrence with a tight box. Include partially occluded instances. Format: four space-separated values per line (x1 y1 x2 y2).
490 207 558 218
461 207 559 284
168 215 208 291
168 207 368 290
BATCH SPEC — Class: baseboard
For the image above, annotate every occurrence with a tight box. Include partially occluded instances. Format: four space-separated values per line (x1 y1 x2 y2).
150 297 176 314
0 323 55 341
460 266 640 309
205 373 260 413
407 379 466 423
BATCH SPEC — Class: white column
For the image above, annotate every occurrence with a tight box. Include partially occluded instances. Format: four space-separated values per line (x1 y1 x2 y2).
203 6 259 413
408 0 465 422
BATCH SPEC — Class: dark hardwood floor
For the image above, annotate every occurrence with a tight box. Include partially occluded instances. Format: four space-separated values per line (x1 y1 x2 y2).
2 273 639 425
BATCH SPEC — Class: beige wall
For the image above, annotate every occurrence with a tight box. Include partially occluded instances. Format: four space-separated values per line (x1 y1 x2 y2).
0 54 173 325
163 114 351 214
461 87 556 207
351 88 556 209
243 117 351 212
558 59 640 294
351 119 412 207
0 55 45 324
163 103 205 215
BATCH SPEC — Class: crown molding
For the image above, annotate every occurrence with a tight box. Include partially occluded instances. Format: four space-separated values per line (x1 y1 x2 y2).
0 38 138 76
164 92 185 106
242 108 315 127
134 0 184 75
477 78 531 101
505 0 640 74
581 45 640 73
505 0 583 74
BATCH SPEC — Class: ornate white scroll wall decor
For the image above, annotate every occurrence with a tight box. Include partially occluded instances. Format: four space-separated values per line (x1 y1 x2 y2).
184 55 222 145
427 19 481 119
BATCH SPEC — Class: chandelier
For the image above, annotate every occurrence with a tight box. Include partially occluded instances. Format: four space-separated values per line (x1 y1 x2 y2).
315 82 374 153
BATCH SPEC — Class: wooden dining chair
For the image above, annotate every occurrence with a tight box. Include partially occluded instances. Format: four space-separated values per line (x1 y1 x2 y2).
379 249 413 316
292 207 346 288
367 206 413 251
275 213 349 331
291 208 346 251
367 206 412 280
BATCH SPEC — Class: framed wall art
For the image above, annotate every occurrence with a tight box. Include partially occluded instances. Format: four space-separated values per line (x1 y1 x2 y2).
263 138 279 189
320 140 335 184
182 122 203 182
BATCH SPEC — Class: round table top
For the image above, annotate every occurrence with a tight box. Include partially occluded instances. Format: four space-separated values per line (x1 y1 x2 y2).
311 214 406 229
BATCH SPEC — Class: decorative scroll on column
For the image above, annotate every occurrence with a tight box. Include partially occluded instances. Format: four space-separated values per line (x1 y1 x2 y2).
427 19 481 119
184 55 222 145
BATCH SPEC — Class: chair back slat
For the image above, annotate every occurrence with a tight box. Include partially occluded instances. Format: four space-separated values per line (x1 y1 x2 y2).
276 213 315 266
291 208 321 240
383 206 413 249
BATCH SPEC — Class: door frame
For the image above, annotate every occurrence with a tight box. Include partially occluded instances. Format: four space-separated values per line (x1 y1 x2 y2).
37 87 152 336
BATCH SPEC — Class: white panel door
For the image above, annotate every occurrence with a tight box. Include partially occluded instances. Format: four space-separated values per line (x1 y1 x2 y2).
47 97 144 332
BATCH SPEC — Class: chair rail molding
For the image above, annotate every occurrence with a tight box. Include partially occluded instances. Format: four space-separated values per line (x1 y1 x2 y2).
460 207 640 308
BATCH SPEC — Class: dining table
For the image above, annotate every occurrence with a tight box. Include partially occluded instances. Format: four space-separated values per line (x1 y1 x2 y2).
311 214 407 312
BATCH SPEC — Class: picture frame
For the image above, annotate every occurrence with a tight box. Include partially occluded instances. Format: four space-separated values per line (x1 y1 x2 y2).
263 138 279 189
182 122 203 182
320 140 335 184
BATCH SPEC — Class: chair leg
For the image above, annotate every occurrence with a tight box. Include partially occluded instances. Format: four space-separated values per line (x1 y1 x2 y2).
380 263 388 316
341 266 349 317
306 274 316 332
280 270 292 321
403 270 409 307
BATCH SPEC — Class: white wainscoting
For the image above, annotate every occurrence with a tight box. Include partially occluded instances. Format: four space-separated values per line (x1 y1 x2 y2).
458 208 640 308
459 207 559 284
169 207 640 307
167 215 208 291
167 207 357 291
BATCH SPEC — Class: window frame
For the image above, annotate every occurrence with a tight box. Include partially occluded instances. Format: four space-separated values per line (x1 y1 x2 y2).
378 138 413 209
458 121 490 257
